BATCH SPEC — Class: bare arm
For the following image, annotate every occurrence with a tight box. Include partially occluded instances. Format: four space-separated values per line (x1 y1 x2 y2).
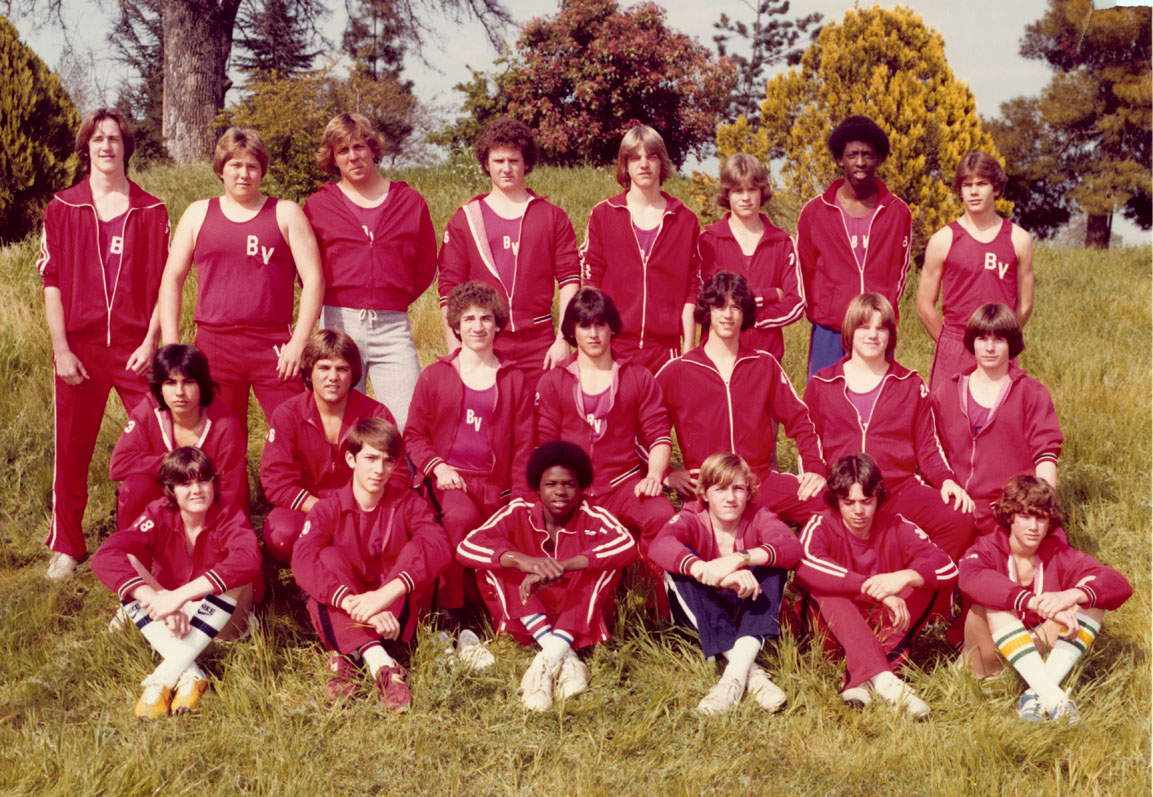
1012 224 1035 327
125 304 162 376
916 226 951 342
277 200 325 380
635 442 672 497
158 201 208 344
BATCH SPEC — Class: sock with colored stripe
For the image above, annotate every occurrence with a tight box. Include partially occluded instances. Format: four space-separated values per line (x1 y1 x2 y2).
720 636 762 688
1045 613 1101 686
361 642 397 679
128 594 237 687
995 620 1066 712
538 629 573 667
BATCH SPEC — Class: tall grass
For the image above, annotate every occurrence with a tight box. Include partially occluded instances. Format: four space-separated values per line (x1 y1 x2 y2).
0 162 1148 795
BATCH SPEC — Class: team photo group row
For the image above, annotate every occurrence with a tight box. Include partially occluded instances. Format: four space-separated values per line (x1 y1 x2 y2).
38 108 1129 724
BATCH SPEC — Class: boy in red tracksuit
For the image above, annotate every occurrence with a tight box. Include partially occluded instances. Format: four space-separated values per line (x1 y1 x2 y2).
697 153 805 363
804 293 973 562
260 330 407 563
404 282 533 663
649 453 801 716
40 108 170 579
110 344 248 523
797 116 912 376
456 441 636 711
930 304 1062 536
304 113 438 430
534 287 675 557
91 447 260 719
796 453 958 719
437 118 581 386
657 272 827 525
292 418 451 712
580 125 700 374
958 475 1131 723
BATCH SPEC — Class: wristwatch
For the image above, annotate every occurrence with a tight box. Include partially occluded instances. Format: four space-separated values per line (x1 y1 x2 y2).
737 549 752 566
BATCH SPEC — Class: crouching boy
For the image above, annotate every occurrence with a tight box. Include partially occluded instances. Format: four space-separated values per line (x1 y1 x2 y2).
292 418 451 712
958 475 1132 722
456 441 636 711
90 447 260 719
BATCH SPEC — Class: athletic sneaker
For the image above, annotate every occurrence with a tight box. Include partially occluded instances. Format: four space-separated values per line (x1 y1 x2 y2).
869 670 931 721
697 676 744 716
839 684 872 708
134 676 173 720
171 669 209 714
555 651 590 700
1048 698 1080 725
520 652 556 712
458 629 495 671
375 664 412 713
325 653 361 702
46 552 79 581
1016 689 1044 722
746 665 787 712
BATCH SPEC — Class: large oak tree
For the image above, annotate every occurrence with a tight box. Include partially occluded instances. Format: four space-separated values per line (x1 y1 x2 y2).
8 0 511 162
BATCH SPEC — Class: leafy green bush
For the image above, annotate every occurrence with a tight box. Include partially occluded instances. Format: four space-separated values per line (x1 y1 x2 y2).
219 64 417 202
0 14 79 244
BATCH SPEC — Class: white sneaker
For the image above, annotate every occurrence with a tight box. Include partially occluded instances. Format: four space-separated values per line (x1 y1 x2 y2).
520 652 556 712
555 651 590 700
869 670 931 720
458 629 495 671
46 552 79 581
839 684 872 707
697 676 744 716
746 665 786 712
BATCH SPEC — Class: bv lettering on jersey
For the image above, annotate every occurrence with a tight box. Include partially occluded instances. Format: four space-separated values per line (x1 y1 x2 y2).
246 234 276 265
850 234 869 251
110 235 124 255
362 225 374 243
503 236 520 256
586 414 603 436
466 408 484 432
983 251 1011 280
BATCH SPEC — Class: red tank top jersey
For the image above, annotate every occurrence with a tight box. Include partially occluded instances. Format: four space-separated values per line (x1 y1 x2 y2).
941 219 1017 329
192 197 296 326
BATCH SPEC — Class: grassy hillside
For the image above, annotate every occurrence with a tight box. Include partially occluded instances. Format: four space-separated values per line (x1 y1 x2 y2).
0 162 1148 795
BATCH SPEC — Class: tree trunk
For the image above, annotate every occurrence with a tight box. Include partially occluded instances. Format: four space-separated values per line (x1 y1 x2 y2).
1084 212 1112 249
161 0 241 163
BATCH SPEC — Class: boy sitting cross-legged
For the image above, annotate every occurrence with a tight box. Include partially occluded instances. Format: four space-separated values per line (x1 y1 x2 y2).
292 418 452 712
456 441 637 711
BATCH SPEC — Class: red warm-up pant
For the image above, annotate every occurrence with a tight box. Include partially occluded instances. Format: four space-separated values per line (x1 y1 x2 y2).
195 323 303 442
47 337 150 560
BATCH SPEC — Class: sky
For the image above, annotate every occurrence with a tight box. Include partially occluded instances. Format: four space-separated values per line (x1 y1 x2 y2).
11 0 1148 243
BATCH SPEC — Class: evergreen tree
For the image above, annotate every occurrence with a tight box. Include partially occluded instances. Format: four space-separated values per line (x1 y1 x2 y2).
109 0 167 164
712 6 1004 261
233 0 323 80
1009 0 1151 248
712 0 821 124
0 13 79 243
342 0 407 84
